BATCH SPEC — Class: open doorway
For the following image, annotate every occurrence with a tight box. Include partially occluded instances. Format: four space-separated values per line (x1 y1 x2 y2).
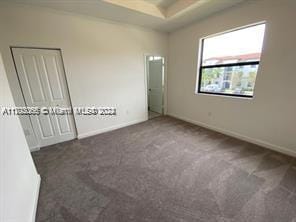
145 55 165 119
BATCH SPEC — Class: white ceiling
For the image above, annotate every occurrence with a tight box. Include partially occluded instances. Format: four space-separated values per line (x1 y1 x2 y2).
4 0 246 32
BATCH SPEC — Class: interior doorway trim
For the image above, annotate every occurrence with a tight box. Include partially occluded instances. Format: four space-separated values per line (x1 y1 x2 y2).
10 46 78 148
144 54 167 120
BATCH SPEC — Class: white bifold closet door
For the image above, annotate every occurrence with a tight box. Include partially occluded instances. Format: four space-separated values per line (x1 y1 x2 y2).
12 48 76 147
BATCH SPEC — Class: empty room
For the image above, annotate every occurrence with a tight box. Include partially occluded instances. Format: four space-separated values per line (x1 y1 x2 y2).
0 0 296 221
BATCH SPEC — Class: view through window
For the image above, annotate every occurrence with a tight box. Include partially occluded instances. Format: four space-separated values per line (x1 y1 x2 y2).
197 23 266 97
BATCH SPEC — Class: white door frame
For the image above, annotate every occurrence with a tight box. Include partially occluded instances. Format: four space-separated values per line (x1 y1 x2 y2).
11 46 78 148
144 54 167 120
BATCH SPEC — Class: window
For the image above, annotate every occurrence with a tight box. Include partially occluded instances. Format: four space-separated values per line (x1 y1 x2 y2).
149 56 162 61
197 23 266 98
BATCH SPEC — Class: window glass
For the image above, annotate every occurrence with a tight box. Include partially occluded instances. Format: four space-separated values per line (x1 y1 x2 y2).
198 23 265 97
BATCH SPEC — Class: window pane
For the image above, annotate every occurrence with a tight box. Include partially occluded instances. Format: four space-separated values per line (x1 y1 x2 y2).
200 64 259 96
202 24 265 66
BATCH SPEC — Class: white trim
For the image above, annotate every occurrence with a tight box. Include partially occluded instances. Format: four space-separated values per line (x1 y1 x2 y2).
77 118 147 139
168 113 296 158
31 174 41 222
144 54 149 120
30 146 40 152
194 91 253 100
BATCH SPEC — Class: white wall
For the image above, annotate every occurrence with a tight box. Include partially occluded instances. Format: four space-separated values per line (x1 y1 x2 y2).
0 3 168 150
0 52 40 222
168 0 296 156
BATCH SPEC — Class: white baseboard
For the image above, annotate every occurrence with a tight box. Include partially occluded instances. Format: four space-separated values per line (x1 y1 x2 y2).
77 118 147 139
168 113 296 158
30 146 40 152
31 174 41 222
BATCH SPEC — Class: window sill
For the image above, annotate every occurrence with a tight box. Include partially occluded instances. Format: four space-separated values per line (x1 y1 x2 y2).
195 91 254 100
